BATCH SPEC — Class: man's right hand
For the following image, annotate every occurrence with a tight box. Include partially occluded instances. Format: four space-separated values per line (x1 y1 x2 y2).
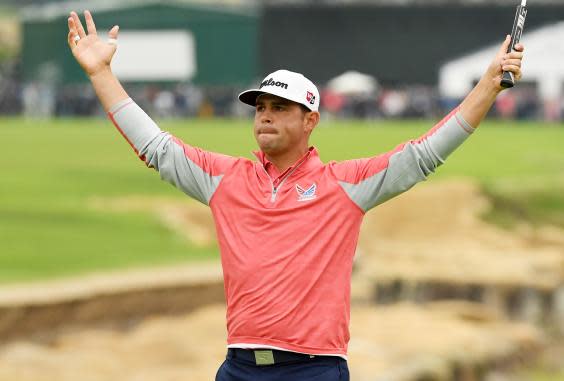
66 10 128 112
67 10 119 78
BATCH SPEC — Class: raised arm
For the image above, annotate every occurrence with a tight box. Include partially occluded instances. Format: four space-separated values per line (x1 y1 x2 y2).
66 11 237 206
67 10 126 111
333 36 525 212
460 35 524 127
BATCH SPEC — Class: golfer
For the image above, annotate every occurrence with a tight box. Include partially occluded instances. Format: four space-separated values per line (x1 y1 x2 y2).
67 10 525 381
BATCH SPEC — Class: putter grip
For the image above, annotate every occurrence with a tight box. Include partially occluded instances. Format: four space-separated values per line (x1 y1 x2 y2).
500 5 527 89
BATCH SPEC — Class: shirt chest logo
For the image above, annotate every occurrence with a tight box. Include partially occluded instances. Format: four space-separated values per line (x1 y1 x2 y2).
296 183 317 202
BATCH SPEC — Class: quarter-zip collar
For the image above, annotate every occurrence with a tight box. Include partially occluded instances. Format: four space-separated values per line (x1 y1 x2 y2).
253 146 322 181
253 147 323 203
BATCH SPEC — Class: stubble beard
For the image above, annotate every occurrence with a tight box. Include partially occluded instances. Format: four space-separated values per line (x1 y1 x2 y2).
257 137 281 155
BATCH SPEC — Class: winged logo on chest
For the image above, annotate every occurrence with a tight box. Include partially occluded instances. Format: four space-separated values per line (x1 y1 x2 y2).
295 183 317 202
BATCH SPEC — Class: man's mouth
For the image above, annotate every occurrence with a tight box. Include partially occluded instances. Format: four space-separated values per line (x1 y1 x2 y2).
258 127 278 134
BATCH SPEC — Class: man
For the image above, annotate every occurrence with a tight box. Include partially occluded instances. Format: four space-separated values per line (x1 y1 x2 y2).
67 10 525 381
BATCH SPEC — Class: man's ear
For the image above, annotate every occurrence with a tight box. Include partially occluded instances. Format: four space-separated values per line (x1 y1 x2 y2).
304 111 320 134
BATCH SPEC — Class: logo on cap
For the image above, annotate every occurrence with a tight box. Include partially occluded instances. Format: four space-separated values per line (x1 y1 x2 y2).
306 91 316 105
260 78 289 90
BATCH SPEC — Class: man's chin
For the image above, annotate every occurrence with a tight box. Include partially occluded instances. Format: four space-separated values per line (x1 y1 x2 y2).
256 137 279 154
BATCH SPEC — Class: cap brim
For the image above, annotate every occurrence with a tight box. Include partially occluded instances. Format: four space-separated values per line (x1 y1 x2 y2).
238 89 316 111
238 89 265 107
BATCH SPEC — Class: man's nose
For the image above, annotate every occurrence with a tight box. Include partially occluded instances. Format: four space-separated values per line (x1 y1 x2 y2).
260 109 273 124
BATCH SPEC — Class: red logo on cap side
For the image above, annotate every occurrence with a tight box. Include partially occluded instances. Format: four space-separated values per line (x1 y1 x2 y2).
306 91 316 105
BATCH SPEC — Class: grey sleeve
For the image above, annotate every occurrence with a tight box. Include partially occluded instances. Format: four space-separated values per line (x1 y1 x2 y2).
338 110 474 212
109 98 233 205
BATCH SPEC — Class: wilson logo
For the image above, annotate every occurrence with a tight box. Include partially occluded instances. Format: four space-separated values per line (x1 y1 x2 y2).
296 183 317 202
260 78 288 90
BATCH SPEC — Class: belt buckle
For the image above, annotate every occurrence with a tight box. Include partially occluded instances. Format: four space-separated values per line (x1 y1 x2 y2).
254 350 275 366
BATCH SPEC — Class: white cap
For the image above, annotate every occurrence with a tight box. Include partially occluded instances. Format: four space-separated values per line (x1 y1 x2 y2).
239 69 320 112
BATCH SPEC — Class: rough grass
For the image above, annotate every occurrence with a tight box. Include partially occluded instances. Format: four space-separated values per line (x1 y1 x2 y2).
1 116 563 283
519 368 564 381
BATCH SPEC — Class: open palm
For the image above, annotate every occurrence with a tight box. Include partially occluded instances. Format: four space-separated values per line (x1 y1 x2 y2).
67 11 119 77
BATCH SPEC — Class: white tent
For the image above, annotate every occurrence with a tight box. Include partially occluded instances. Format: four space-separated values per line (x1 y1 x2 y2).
326 71 379 95
439 22 564 101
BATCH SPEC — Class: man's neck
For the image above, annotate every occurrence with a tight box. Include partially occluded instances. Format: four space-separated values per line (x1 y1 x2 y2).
266 148 309 173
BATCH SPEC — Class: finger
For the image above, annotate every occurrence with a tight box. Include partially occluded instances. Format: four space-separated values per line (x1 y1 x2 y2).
498 35 511 55
502 64 521 76
108 25 119 41
84 10 97 35
512 68 523 81
502 59 522 68
514 43 525 52
70 11 86 38
67 30 75 50
507 51 524 60
67 17 78 50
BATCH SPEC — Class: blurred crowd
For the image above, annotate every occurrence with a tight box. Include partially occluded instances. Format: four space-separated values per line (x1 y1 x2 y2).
0 59 558 121
0 60 21 115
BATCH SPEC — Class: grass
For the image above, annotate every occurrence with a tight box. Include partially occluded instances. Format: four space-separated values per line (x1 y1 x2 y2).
1 116 563 284
522 370 564 381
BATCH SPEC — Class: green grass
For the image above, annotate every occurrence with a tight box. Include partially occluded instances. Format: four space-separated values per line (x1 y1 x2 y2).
1 116 563 284
516 361 564 381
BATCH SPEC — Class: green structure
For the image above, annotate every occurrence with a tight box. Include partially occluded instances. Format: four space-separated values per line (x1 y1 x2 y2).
21 0 258 86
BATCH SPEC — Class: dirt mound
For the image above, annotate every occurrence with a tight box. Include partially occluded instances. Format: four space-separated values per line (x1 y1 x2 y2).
356 180 564 289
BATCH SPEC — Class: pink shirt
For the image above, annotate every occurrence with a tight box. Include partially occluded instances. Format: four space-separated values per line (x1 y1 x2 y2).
109 99 474 356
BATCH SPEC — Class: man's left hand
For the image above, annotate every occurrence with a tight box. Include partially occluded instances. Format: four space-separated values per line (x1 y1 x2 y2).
485 35 525 93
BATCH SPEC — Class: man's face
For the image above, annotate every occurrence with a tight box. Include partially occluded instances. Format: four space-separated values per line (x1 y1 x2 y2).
254 94 312 156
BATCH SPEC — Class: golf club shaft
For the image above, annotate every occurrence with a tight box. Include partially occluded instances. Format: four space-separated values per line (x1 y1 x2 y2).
500 0 528 88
